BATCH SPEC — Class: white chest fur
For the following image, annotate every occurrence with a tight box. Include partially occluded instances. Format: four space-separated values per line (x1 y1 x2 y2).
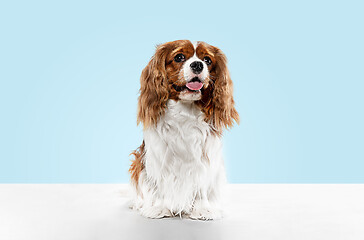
135 100 226 218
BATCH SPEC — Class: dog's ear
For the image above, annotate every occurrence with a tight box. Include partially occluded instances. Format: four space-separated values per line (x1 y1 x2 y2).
137 44 170 128
208 47 239 132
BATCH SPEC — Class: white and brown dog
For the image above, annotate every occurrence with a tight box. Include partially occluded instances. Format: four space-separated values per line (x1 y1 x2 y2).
129 40 239 220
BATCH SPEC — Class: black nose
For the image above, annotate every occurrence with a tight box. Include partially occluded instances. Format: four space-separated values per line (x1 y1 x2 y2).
190 61 204 74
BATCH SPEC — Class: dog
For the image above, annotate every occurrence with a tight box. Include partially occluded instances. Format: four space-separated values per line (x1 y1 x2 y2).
129 40 239 220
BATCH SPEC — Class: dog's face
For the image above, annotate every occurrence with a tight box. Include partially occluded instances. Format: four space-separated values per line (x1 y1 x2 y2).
137 40 239 132
164 40 215 101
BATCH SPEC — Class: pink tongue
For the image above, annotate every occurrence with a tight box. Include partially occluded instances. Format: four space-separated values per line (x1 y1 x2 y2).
186 82 203 91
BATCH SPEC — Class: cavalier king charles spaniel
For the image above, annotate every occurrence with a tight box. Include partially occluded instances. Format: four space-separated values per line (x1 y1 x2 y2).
129 40 239 220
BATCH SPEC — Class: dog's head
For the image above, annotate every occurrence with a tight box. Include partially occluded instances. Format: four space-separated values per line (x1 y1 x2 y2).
137 40 239 133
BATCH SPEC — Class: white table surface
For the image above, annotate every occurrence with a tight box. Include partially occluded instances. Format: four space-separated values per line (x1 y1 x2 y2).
0 184 363 240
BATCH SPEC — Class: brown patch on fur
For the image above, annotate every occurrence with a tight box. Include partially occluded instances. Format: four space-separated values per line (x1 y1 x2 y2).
129 141 145 187
202 149 210 164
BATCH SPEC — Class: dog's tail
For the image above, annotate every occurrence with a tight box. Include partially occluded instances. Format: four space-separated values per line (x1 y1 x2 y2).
129 141 145 188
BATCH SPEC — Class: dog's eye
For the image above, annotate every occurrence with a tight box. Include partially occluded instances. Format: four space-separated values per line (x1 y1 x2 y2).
203 56 212 65
174 53 185 63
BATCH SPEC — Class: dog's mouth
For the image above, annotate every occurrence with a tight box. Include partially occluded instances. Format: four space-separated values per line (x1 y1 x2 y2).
173 77 203 93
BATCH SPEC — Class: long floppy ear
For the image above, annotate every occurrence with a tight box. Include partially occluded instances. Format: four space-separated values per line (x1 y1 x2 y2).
210 48 240 132
137 44 169 128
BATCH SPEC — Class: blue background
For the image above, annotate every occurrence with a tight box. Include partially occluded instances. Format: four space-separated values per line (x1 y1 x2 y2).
0 0 363 183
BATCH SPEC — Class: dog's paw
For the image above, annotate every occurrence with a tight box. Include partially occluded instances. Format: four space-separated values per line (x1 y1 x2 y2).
140 206 173 219
189 207 222 221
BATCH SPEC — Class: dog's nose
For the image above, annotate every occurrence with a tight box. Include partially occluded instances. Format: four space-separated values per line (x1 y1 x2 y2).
190 61 204 74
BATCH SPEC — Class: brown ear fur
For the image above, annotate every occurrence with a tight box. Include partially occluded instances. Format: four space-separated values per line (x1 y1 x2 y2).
137 44 170 128
207 48 240 132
